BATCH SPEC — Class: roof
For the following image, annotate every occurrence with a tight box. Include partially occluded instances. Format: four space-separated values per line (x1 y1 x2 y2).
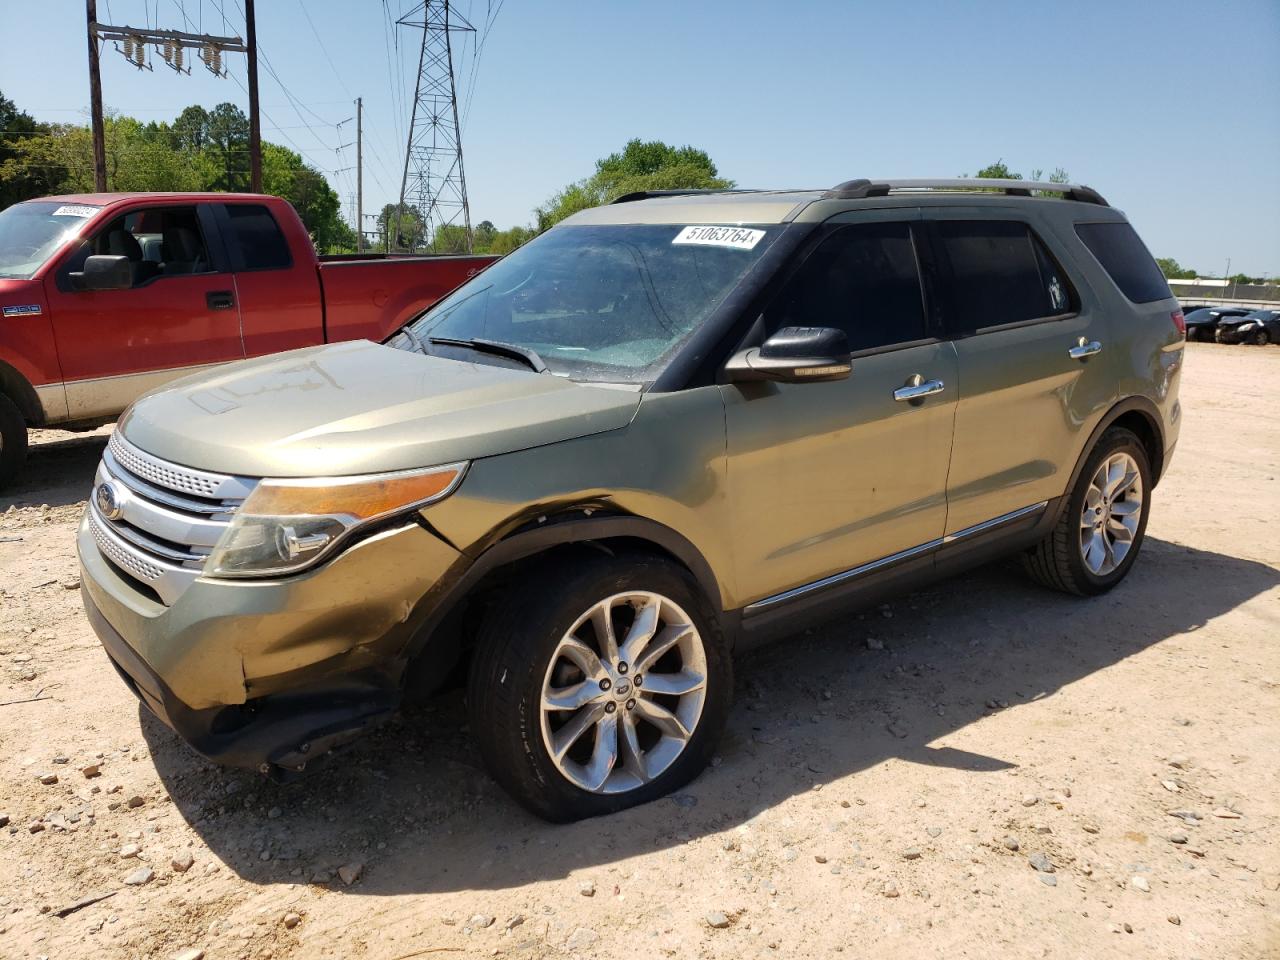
563 178 1114 227
26 192 283 207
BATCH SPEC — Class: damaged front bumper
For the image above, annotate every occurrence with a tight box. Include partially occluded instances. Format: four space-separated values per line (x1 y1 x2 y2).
77 515 460 772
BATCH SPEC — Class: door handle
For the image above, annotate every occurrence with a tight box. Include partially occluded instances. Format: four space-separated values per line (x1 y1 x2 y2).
206 290 235 311
1068 337 1102 360
893 375 945 403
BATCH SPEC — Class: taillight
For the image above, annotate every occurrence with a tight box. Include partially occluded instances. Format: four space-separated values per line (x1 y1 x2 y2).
1171 310 1186 337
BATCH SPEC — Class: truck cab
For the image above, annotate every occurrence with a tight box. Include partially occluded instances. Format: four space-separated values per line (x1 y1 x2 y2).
0 192 497 487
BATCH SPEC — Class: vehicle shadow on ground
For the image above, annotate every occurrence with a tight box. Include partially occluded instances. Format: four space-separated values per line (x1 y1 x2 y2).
1 431 107 511
144 536 1279 897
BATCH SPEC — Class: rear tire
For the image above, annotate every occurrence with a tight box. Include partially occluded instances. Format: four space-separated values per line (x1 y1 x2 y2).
0 393 29 491
1021 427 1152 597
467 553 731 822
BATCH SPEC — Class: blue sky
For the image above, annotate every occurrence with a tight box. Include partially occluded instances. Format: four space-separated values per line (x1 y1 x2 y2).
2 0 1278 275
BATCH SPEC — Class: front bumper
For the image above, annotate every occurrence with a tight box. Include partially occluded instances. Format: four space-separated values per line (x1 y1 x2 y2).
78 514 461 770
1215 325 1250 343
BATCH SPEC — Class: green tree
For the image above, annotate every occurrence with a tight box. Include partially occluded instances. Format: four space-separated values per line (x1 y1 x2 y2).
377 203 426 252
1156 258 1197 280
473 219 497 250
973 159 1022 180
535 138 733 231
0 90 63 207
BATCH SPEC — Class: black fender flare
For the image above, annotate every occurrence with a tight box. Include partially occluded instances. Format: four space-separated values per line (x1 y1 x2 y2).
1063 395 1167 498
403 511 725 665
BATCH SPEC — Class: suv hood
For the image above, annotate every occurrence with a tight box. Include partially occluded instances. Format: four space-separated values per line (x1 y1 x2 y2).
119 340 642 477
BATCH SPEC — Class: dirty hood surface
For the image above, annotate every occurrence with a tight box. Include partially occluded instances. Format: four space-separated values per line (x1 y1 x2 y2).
119 340 641 477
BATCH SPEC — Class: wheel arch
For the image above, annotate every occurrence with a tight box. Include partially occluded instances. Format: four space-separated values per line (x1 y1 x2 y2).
1066 396 1166 495
0 360 43 425
401 510 725 695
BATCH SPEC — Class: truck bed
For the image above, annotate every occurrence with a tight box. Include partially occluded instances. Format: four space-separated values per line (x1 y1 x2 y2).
317 253 500 344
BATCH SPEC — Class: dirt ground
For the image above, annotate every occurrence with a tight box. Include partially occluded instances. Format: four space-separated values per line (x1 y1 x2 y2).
1 342 1277 960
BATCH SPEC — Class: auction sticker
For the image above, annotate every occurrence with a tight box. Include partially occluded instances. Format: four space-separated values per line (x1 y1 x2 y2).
52 205 100 218
672 225 765 250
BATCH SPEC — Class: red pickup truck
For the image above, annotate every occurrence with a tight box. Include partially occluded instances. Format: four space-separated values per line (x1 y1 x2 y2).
0 192 498 487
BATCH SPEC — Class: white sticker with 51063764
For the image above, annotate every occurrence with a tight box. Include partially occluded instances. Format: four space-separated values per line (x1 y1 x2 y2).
672 225 765 250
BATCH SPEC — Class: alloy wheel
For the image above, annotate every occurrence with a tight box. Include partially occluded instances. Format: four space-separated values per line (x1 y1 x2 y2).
539 591 707 795
1079 451 1143 577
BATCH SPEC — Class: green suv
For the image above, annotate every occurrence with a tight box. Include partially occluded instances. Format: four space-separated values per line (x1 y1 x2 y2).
78 179 1185 821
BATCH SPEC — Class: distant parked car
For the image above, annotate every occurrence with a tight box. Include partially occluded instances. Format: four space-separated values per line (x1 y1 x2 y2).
1215 308 1280 345
1183 306 1250 341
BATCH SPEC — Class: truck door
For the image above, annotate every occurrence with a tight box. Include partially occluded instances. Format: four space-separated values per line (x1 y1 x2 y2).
43 204 245 421
214 202 325 356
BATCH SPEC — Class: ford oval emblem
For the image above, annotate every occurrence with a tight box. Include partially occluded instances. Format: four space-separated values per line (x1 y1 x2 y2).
95 481 126 521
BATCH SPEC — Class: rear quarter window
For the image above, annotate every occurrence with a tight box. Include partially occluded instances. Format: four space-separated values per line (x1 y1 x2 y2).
1074 221 1171 304
223 204 292 271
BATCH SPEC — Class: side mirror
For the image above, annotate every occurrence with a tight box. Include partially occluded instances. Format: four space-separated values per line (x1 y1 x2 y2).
723 326 851 384
69 255 132 292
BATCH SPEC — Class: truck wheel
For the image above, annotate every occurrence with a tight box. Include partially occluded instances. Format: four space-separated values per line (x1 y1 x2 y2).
0 393 29 490
1021 427 1152 597
467 554 732 822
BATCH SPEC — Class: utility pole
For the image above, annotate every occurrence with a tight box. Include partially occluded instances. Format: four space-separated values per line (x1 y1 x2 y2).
245 0 262 192
356 97 364 253
86 11 246 192
396 1 474 253
86 0 107 191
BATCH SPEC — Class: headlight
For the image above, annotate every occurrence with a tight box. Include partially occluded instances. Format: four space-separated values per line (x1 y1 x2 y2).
1238 322 1256 330
206 462 466 577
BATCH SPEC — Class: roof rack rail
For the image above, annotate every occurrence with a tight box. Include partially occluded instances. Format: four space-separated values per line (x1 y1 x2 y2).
610 188 759 204
822 178 1108 206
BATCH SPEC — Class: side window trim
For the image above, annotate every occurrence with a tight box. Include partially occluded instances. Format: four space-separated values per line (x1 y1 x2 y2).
924 216 1081 340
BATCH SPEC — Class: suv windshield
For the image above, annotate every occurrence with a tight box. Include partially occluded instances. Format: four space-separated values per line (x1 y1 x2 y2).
400 223 780 382
0 201 101 280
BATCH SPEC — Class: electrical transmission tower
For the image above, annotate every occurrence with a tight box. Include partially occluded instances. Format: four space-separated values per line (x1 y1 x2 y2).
395 1 474 253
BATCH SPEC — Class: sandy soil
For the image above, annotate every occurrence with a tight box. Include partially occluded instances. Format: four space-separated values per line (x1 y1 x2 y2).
1 342 1277 960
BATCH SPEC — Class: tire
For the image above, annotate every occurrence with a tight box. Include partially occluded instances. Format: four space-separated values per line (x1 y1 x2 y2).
0 393 29 491
1021 427 1152 597
1251 329 1270 346
467 553 732 822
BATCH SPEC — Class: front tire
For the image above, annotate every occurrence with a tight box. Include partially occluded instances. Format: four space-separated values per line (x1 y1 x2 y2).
1251 329 1270 346
0 393 29 491
1022 427 1152 596
467 554 731 822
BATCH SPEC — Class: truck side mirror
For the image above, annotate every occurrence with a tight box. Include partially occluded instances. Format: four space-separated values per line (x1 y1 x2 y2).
723 326 852 384
70 255 132 292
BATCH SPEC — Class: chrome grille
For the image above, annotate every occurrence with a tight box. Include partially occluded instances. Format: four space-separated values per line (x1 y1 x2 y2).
88 432 257 604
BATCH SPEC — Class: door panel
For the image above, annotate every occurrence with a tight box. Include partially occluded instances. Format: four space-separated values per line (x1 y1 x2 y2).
723 342 959 605
43 204 244 420
720 210 957 606
216 202 325 357
929 211 1115 532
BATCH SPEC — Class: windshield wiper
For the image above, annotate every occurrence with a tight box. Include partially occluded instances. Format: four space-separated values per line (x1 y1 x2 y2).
427 336 549 374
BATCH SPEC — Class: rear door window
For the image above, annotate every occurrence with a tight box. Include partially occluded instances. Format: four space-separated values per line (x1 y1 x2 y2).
1075 221 1171 304
222 204 291 271
935 220 1074 334
765 221 929 352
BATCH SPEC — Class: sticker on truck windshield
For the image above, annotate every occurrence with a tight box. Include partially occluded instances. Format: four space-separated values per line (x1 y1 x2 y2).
51 205 99 218
2 304 43 317
672 225 766 250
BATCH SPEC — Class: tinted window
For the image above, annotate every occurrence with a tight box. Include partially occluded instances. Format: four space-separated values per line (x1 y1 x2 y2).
1075 221 1171 304
766 222 927 351
937 220 1073 332
224 204 291 270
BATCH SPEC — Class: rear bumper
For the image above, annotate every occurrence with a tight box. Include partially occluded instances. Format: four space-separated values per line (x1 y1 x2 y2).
78 513 462 771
